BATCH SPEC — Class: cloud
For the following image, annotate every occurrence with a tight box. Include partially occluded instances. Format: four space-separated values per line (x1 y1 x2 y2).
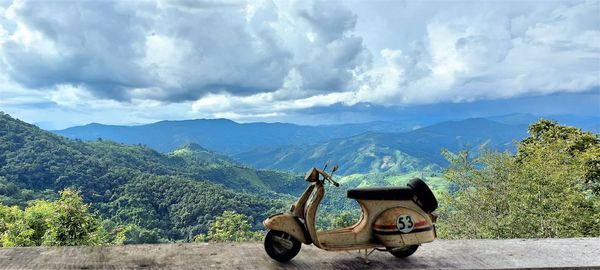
191 90 355 117
354 1 600 105
295 0 357 43
0 0 369 103
0 0 598 127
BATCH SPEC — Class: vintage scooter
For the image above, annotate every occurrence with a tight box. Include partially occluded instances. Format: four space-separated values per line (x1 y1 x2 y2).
263 164 438 262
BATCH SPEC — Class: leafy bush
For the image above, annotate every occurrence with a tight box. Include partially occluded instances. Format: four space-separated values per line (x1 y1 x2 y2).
194 211 263 242
438 120 600 239
0 189 108 247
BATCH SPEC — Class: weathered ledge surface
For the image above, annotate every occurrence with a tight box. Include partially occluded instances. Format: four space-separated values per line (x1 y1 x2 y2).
0 238 598 270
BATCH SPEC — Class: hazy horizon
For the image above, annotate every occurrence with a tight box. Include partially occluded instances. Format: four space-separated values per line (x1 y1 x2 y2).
36 90 600 130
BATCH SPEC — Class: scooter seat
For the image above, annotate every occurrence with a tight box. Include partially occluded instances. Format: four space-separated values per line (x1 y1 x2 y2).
347 186 414 200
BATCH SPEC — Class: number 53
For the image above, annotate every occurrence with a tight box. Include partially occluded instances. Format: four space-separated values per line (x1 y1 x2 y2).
397 215 414 233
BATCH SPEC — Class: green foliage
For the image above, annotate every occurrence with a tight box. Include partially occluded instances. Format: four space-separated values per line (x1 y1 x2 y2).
330 211 357 229
0 189 108 247
313 210 361 231
0 113 294 243
194 211 262 242
109 223 162 245
105 174 285 241
438 120 600 239
0 205 26 246
234 118 525 175
3 112 598 244
520 119 600 194
41 189 106 246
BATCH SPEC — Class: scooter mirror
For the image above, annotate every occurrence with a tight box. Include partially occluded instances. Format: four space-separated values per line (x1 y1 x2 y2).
323 160 330 170
332 165 339 173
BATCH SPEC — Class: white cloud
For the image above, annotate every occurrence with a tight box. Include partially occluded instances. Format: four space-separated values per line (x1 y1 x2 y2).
353 0 600 105
0 0 369 102
191 90 355 118
0 0 598 127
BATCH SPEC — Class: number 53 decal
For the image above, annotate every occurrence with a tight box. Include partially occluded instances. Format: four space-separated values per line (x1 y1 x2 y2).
397 215 414 233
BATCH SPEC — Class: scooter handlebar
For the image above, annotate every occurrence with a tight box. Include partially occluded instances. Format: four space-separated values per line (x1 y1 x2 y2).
315 168 340 187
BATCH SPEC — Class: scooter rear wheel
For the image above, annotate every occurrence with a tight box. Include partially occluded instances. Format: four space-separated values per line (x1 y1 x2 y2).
264 229 301 262
387 245 419 258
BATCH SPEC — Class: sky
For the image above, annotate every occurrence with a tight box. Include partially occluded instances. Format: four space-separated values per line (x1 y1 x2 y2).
0 0 598 129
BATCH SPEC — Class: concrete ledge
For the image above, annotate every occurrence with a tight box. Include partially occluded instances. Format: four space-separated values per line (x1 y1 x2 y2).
0 238 598 269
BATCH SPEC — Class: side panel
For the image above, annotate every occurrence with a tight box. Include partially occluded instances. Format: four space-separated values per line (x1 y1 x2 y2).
304 183 324 248
372 207 435 247
263 213 310 244
318 199 427 250
291 184 315 218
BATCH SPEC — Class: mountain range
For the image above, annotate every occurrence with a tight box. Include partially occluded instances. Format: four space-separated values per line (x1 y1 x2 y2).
52 113 598 175
233 118 528 175
54 113 597 153
2 111 597 242
53 119 413 154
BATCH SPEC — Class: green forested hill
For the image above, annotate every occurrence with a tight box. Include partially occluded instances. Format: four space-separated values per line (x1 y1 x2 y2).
0 112 303 241
5 110 596 244
233 118 527 175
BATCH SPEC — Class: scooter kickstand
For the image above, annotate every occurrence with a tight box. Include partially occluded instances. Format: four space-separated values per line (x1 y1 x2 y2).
362 249 376 264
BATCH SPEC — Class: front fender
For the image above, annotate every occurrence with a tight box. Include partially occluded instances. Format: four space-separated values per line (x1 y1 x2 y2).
263 213 311 244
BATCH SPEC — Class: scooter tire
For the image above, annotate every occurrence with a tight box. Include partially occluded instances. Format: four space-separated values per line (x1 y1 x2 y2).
408 178 438 213
264 229 301 262
388 245 419 258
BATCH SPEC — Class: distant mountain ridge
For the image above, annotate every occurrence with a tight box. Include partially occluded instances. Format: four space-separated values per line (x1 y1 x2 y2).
488 113 599 132
53 113 598 155
233 118 528 175
52 114 597 175
54 119 413 154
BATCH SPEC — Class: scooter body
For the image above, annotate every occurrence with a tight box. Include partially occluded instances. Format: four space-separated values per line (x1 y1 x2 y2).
263 167 438 262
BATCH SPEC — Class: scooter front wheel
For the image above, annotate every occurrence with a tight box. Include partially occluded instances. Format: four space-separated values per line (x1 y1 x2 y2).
387 245 419 258
264 229 301 262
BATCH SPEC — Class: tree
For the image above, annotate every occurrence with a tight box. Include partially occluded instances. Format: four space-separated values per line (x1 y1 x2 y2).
437 149 514 238
0 204 29 246
0 189 109 247
42 189 106 246
519 119 600 195
438 120 600 239
194 211 262 242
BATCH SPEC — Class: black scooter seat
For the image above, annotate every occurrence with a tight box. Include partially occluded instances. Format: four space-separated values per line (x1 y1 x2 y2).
347 186 414 200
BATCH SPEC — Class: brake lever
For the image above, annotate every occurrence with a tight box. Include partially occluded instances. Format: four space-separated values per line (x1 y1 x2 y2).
327 177 340 187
